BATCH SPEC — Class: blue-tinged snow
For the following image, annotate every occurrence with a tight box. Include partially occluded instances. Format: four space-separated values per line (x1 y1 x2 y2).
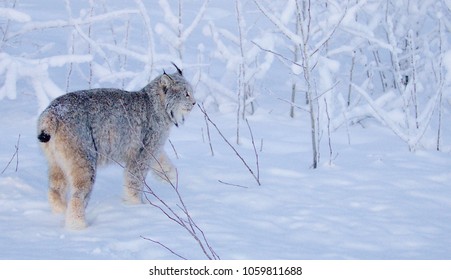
0 0 450 260
1 92 450 259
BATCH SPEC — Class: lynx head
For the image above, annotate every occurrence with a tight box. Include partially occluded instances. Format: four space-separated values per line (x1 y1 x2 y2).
158 64 196 127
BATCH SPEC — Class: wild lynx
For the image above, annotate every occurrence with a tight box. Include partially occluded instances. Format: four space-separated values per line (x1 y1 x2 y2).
37 65 195 229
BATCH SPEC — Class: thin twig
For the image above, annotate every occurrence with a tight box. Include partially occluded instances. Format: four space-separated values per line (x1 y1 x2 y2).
139 152 219 260
252 40 303 68
323 98 333 165
142 181 219 259
140 236 187 260
168 139 179 159
1 134 20 174
218 180 248 189
198 104 261 186
204 112 215 156
245 119 260 183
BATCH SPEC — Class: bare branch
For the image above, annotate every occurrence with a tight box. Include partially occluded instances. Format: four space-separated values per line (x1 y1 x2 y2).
140 236 187 260
138 154 219 260
198 103 261 186
253 0 303 45
310 1 349 57
218 180 249 189
168 139 179 160
245 119 260 183
203 111 215 156
1 134 20 174
252 40 303 68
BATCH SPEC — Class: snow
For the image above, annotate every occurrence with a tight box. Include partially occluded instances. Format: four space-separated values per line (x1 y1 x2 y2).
1 0 451 260
444 50 451 84
1 92 451 260
0 7 31 22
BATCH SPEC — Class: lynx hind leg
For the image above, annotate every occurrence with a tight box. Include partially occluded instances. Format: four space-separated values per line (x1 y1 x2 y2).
52 137 97 230
151 150 177 184
65 160 96 230
48 161 68 214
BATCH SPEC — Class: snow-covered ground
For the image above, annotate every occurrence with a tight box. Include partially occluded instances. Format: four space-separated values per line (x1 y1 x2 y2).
1 91 451 259
1 0 450 260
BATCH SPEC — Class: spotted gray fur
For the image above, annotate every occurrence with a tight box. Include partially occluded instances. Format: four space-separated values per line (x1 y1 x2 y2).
37 69 195 229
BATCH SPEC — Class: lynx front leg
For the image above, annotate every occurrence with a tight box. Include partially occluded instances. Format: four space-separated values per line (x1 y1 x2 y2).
123 161 149 204
150 150 177 184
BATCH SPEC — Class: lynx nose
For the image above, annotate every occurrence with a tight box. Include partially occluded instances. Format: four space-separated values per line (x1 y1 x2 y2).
192 101 196 106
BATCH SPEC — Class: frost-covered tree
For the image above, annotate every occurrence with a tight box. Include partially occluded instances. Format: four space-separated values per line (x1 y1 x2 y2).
1 0 450 154
255 0 349 168
155 0 209 62
341 0 451 151
203 0 274 143
0 1 93 110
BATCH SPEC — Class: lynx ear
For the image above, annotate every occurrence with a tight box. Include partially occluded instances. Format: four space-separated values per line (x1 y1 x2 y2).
160 71 173 93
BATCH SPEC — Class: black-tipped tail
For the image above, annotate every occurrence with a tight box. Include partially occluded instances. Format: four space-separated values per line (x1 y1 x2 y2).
38 130 51 143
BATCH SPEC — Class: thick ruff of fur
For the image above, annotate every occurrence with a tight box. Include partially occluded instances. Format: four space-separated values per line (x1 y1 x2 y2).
37 70 195 229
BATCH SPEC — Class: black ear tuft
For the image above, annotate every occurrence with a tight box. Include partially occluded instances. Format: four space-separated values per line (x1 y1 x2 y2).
171 62 183 76
162 69 174 80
